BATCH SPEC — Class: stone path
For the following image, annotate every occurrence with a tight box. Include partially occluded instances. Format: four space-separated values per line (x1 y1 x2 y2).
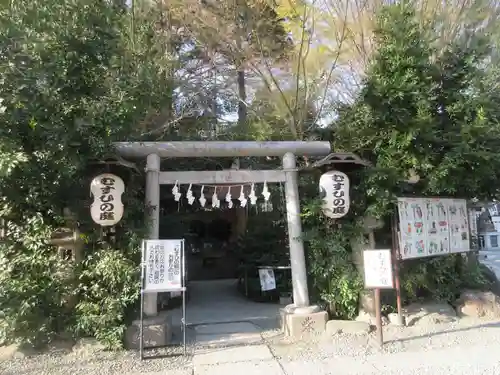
3 318 500 374
169 279 282 327
193 322 264 347
187 318 500 375
172 279 500 374
191 339 500 375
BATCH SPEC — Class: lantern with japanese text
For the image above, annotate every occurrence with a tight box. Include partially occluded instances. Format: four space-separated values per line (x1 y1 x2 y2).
90 173 125 226
319 170 350 219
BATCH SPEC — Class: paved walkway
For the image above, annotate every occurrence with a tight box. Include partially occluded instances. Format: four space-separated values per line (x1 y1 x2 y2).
188 340 500 375
165 280 500 375
133 339 500 375
170 279 281 327
169 279 281 347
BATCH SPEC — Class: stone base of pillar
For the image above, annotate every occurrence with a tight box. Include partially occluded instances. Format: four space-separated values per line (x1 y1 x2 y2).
124 312 172 350
280 304 328 338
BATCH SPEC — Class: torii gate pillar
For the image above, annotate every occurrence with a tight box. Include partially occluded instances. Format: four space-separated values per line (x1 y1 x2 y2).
282 152 309 308
144 153 161 316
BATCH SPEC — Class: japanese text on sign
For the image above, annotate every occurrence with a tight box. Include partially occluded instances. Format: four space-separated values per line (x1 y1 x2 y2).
90 173 124 226
363 249 394 289
143 239 184 293
319 170 350 219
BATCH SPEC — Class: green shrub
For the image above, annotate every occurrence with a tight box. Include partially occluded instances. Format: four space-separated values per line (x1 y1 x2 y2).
73 248 140 350
0 215 72 347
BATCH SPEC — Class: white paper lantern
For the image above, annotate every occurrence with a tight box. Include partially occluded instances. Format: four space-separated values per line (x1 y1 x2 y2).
319 170 350 219
90 173 125 226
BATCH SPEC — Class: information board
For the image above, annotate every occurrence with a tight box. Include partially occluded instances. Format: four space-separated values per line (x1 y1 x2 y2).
397 197 471 260
363 249 394 289
258 268 276 291
142 239 184 293
139 239 187 359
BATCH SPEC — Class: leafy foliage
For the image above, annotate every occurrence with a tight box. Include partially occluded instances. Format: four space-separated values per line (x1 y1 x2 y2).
332 2 494 308
0 215 74 347
74 248 140 350
335 3 500 210
399 254 488 304
300 171 368 319
0 0 172 348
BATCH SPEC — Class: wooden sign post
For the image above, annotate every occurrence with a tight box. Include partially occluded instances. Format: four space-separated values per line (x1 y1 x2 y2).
363 249 394 347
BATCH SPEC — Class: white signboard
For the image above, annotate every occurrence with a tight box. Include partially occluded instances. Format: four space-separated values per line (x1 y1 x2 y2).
142 239 184 293
397 197 470 260
319 170 350 219
90 173 125 226
258 268 276 291
363 249 394 289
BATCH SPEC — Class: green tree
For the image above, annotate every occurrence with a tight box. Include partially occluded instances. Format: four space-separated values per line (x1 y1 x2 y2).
335 2 500 213
0 0 174 347
333 2 494 304
317 0 500 99
167 0 291 132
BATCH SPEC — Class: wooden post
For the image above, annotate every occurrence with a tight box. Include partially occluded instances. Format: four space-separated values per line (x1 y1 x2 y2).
368 231 383 346
391 214 404 326
374 288 383 346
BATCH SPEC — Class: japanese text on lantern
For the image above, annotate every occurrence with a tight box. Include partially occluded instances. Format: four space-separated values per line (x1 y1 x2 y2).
99 177 115 221
90 173 125 226
331 173 346 215
319 170 350 219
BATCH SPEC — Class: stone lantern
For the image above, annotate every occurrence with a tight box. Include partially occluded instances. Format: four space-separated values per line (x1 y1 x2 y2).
49 208 83 308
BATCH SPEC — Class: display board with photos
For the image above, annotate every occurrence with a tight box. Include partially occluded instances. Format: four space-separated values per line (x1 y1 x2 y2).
397 197 471 260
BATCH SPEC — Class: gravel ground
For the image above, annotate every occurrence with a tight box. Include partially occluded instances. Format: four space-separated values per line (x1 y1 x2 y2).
2 317 499 375
1 344 193 375
268 317 500 361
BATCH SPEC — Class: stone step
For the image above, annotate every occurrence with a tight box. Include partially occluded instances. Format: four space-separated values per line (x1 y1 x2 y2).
194 322 263 347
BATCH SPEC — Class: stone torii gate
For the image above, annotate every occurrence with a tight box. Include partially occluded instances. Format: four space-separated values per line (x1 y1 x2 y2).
114 141 331 338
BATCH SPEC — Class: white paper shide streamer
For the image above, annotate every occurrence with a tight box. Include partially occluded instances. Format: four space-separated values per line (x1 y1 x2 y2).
261 181 270 201
248 183 258 205
199 186 206 207
186 184 195 205
169 182 275 208
172 181 182 201
212 188 220 208
238 185 247 207
225 187 233 208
